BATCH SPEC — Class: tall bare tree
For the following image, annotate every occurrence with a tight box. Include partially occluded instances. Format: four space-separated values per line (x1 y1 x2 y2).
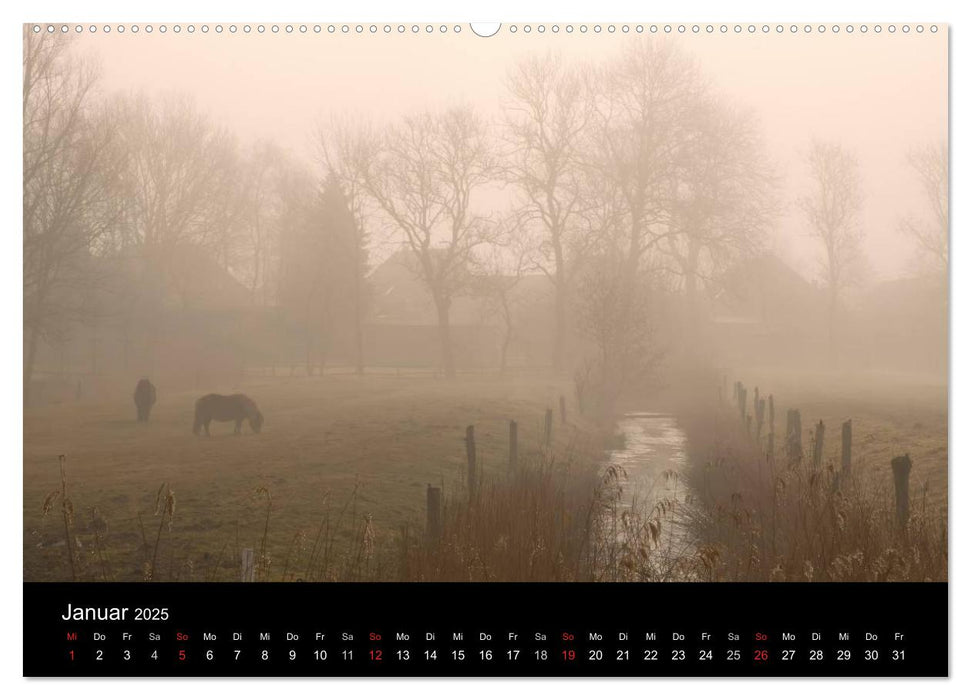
899 140 948 274
662 97 777 348
588 40 704 297
503 53 592 372
569 39 703 396
473 219 534 374
238 140 288 307
575 249 663 420
319 118 379 374
114 93 242 308
276 167 343 375
356 107 498 378
799 139 865 353
23 30 126 404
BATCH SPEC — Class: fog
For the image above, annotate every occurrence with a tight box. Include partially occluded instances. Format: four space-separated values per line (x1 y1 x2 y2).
26 25 947 399
83 27 947 279
23 25 947 583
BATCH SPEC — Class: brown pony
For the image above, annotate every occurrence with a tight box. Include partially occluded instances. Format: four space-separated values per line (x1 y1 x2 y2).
133 378 157 422
193 394 264 436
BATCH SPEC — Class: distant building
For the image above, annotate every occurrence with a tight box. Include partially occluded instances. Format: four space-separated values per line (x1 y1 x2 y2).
365 248 554 369
708 253 828 367
708 252 946 373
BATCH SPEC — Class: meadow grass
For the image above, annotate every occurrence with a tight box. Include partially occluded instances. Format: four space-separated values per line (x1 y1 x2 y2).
24 372 595 581
24 369 947 583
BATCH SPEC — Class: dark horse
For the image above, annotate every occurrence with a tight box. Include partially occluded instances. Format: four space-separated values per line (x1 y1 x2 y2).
133 378 157 422
193 393 264 436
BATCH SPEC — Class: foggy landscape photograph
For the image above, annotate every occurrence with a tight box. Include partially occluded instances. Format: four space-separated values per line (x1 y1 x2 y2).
23 24 948 583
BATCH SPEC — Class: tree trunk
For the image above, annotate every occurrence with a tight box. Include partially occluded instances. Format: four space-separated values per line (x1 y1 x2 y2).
24 324 41 408
684 239 701 356
353 252 365 375
500 329 511 375
500 296 513 375
551 268 566 373
828 286 838 365
435 299 456 379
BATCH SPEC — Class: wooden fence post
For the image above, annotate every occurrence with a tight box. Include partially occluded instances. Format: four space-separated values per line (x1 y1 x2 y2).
240 548 255 582
559 395 567 424
786 409 802 462
812 420 825 471
465 425 476 496
509 419 518 472
841 420 852 474
891 455 912 530
426 485 442 543
767 431 774 459
738 386 747 425
544 408 553 448
755 397 765 440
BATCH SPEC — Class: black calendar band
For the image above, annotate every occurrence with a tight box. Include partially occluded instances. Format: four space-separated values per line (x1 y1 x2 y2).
24 582 947 677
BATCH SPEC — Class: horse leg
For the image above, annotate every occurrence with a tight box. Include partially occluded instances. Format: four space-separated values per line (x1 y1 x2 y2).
235 419 242 434
204 420 211 437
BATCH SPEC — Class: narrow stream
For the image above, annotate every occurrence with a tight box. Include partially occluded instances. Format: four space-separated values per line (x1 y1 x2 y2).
603 412 698 566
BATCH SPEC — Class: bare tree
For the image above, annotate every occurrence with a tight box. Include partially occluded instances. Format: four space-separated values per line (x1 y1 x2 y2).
23 30 126 404
276 166 331 375
799 139 865 353
319 118 379 374
899 140 948 274
503 53 592 372
114 93 242 309
238 140 288 306
567 40 704 391
575 250 663 420
587 40 704 297
473 219 534 374
661 97 777 349
356 107 498 378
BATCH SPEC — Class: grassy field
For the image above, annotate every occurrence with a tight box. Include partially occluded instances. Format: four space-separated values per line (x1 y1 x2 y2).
23 367 947 583
24 372 595 582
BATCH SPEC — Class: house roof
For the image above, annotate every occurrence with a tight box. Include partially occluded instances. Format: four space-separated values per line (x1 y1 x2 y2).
711 253 823 327
368 247 553 326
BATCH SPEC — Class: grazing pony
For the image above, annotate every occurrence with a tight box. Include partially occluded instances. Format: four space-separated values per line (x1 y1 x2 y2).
193 393 264 436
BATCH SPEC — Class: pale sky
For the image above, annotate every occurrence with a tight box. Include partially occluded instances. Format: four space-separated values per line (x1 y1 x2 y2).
75 26 948 281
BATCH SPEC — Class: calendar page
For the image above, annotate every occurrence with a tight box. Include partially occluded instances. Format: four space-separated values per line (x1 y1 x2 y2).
21 20 948 677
